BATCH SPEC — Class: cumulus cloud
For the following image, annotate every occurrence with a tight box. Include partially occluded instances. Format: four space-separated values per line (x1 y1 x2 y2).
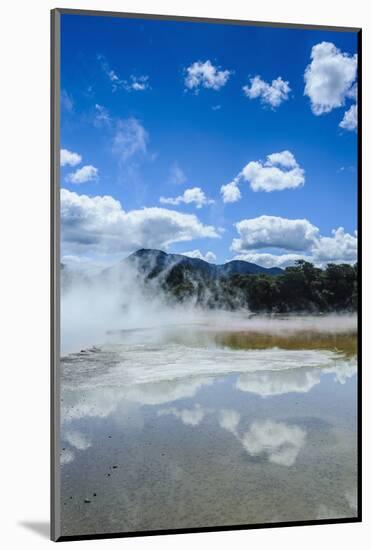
236 358 356 397
127 378 214 407
64 429 91 451
219 409 240 435
265 150 298 169
241 420 306 467
113 117 148 162
304 42 357 115
241 151 305 192
60 149 82 167
66 165 98 184
220 180 241 203
60 448 74 465
312 227 357 264
221 151 304 197
237 368 321 397
158 405 206 426
233 252 311 269
160 187 214 209
168 162 187 185
185 60 231 92
339 104 358 131
217 410 307 467
231 215 319 253
61 189 219 257
182 250 217 263
242 75 290 108
231 216 357 267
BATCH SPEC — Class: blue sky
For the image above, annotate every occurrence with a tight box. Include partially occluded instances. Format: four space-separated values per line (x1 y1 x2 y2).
60 13 358 270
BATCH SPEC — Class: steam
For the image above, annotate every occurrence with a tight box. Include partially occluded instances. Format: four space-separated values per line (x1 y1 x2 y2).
61 257 357 355
61 259 186 354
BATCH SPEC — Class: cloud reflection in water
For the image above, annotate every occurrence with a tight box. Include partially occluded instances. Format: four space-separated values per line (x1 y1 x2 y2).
158 404 306 467
60 340 356 467
236 357 356 397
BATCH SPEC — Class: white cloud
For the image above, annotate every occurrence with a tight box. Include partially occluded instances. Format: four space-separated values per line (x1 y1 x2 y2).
241 420 306 467
185 60 231 92
60 149 82 167
129 75 150 91
127 378 213 407
182 250 217 263
265 150 298 169
66 165 98 184
219 409 240 435
98 54 149 92
61 189 219 257
64 429 91 451
61 387 118 423
242 75 290 108
60 448 74 465
93 111 150 165
113 117 148 162
231 215 319 253
233 252 311 269
160 187 214 209
222 151 304 198
94 104 111 127
241 151 305 192
312 227 357 264
231 217 357 266
304 42 357 115
99 55 121 90
220 180 241 203
168 162 187 185
236 358 356 397
339 104 358 131
158 405 206 426
237 368 321 397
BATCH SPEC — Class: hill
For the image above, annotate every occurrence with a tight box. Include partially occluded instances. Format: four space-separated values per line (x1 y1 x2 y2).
118 248 283 279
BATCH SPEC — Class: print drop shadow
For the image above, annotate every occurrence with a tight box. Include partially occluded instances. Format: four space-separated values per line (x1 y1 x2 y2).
18 521 50 539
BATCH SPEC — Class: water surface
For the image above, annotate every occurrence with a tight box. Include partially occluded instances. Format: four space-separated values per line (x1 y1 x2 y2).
60 316 357 536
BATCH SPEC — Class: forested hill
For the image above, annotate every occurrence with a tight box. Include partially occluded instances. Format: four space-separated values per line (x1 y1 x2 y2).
115 249 358 313
62 249 358 313
121 248 283 278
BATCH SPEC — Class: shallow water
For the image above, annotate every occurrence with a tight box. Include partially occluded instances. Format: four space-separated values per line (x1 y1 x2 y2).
60 317 358 537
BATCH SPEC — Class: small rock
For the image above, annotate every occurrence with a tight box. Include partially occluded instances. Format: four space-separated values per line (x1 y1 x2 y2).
112 465 117 469
84 498 91 504
93 493 97 497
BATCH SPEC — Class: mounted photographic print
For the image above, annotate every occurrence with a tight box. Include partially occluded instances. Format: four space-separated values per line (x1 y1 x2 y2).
51 9 361 541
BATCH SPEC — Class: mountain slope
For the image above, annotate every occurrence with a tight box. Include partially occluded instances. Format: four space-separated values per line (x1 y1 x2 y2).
120 248 283 279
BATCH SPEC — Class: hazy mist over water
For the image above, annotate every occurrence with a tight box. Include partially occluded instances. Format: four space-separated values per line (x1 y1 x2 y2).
61 263 357 355
60 263 357 536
